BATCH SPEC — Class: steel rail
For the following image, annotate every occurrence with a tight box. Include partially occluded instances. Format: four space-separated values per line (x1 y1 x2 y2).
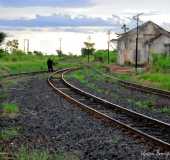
90 67 170 98
118 79 170 98
0 70 59 79
48 68 170 151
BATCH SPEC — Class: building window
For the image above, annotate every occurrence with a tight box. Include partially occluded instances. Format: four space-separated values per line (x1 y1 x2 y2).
164 44 170 55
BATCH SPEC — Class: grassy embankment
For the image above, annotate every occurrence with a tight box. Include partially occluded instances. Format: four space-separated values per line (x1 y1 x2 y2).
0 50 56 76
0 49 169 94
135 54 170 90
0 50 94 76
0 49 169 90
113 54 170 90
65 52 170 114
93 53 170 91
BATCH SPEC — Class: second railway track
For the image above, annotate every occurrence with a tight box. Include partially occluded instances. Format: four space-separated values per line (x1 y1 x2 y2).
48 68 170 151
89 67 170 99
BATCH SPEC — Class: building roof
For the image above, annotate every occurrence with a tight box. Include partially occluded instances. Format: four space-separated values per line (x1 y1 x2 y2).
117 21 170 40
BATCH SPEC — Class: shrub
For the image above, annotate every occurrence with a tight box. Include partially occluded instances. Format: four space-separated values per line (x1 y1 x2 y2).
0 49 7 58
1 103 19 113
81 48 95 56
33 51 43 56
94 50 117 63
13 50 25 55
152 54 170 72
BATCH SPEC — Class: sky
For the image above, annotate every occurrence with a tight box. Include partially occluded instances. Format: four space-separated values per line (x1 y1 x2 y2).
0 0 170 54
0 0 170 30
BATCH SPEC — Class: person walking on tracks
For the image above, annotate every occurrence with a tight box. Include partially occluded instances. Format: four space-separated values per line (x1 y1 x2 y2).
47 58 54 72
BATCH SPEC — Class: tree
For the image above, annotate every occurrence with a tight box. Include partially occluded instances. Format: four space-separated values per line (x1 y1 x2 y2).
6 39 19 52
81 47 95 56
56 50 63 57
33 51 43 56
121 24 129 33
0 32 6 45
82 36 95 63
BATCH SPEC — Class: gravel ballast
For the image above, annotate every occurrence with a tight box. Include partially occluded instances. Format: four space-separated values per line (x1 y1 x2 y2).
66 73 170 124
0 74 151 160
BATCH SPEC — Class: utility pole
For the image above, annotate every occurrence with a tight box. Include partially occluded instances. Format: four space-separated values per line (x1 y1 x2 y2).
87 36 91 63
107 30 111 64
24 39 29 53
133 13 143 73
59 38 62 55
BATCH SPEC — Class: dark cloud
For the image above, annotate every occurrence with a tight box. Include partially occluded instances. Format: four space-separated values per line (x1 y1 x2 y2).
0 14 121 28
0 0 94 7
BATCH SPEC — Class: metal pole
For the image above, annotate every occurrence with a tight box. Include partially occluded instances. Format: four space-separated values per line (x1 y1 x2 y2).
24 39 29 53
108 41 110 64
27 39 29 53
135 17 139 72
24 39 26 52
87 36 91 63
88 48 90 63
107 30 111 64
133 13 143 73
59 38 62 55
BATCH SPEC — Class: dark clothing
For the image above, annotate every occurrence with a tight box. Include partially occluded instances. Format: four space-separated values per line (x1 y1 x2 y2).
47 59 53 72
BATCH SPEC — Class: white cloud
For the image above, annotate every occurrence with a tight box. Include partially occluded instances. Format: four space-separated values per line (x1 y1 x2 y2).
0 0 169 31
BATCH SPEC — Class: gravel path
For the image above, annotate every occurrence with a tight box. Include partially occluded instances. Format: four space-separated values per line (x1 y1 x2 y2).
0 74 149 160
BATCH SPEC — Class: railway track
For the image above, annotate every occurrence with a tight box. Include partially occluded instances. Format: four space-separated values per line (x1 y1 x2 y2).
91 67 170 98
48 68 170 151
118 80 170 99
0 70 55 79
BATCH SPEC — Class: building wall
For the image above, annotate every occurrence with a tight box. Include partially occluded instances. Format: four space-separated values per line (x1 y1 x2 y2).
150 35 170 54
117 22 168 65
117 35 149 65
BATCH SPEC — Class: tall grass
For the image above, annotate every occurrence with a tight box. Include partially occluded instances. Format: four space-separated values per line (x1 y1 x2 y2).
152 54 170 72
137 72 170 90
136 54 170 90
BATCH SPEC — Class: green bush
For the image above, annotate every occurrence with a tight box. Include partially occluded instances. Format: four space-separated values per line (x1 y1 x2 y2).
152 54 170 72
0 49 8 58
94 50 117 63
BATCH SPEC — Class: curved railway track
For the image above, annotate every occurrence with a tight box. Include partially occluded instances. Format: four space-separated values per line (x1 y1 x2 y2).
0 70 55 79
118 80 170 99
48 68 170 151
91 67 170 98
